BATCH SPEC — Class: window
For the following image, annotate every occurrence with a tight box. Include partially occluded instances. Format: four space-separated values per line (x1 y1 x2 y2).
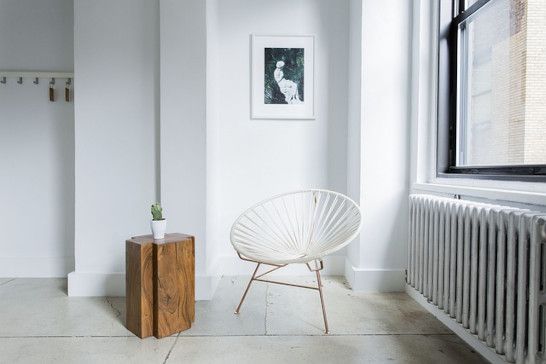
438 0 546 180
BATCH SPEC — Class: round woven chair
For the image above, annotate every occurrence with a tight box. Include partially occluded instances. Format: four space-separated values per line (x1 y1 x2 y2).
230 189 362 333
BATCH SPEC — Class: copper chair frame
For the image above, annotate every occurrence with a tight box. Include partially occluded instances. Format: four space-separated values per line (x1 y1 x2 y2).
234 252 329 334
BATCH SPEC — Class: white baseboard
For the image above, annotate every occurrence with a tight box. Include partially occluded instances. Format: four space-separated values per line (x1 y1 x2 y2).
0 256 74 278
215 255 345 276
67 271 218 300
217 256 405 292
66 257 405 298
405 285 505 364
344 259 405 292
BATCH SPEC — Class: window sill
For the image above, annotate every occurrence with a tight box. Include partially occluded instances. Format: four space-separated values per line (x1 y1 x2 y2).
412 179 546 208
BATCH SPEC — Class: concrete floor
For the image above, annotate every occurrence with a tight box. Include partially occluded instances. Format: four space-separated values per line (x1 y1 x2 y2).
0 276 487 364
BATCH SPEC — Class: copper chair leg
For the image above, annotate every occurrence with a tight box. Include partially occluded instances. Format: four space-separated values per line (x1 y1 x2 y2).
235 259 330 334
316 269 329 334
235 263 260 314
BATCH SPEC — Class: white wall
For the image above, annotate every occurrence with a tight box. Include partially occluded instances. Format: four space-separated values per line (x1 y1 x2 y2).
0 0 74 277
0 0 74 71
360 0 411 269
160 0 212 299
1 0 414 295
345 0 413 291
206 0 350 276
346 0 363 267
68 0 159 295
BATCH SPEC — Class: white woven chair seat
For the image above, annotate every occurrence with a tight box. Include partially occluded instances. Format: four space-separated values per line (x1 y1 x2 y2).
230 189 362 265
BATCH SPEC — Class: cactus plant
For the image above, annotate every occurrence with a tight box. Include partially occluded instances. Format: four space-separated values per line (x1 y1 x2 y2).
151 203 164 221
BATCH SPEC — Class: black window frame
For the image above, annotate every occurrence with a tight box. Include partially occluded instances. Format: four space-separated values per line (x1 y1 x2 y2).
437 0 546 182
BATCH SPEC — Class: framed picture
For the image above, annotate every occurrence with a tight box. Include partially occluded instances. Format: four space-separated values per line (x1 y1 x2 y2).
251 35 315 119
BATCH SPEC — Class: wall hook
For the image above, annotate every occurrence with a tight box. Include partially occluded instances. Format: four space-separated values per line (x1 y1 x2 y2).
49 78 56 102
17 76 23 84
65 78 71 102
0 76 6 84
33 77 39 85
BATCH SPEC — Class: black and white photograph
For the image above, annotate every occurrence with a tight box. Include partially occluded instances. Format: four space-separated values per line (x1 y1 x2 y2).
251 35 314 119
264 47 304 105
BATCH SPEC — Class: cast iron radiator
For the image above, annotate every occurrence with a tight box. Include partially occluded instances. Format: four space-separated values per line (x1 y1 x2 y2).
407 194 546 364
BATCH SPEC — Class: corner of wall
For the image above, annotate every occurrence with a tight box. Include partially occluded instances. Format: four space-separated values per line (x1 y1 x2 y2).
343 259 405 292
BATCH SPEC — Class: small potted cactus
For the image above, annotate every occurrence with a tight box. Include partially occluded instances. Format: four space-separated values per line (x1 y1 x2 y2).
150 203 167 239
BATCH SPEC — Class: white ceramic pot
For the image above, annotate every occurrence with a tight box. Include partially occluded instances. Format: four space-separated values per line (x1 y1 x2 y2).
151 219 167 239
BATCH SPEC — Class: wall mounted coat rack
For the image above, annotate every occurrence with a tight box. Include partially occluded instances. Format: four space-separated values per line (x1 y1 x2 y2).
0 71 74 102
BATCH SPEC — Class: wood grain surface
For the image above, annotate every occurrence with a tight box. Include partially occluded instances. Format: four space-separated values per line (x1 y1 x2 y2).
153 236 195 338
125 241 153 338
126 234 195 339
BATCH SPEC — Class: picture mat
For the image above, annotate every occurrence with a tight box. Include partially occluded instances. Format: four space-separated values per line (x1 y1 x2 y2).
251 35 315 119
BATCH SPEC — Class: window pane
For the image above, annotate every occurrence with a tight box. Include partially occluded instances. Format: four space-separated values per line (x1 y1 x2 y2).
465 0 479 9
457 0 546 167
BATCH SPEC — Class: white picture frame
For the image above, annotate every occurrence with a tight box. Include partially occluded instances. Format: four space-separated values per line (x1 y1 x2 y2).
251 34 315 120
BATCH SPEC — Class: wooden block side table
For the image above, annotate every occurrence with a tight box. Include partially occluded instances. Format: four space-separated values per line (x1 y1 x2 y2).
126 239 153 338
126 233 195 339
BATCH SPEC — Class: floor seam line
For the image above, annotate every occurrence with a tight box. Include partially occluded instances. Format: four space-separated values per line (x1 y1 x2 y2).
105 297 121 318
162 332 180 364
0 278 15 287
0 333 457 339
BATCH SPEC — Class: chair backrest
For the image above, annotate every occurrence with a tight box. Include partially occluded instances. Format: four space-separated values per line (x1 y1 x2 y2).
230 189 362 264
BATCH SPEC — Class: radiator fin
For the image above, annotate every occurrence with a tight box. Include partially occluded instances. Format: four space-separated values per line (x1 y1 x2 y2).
408 194 546 364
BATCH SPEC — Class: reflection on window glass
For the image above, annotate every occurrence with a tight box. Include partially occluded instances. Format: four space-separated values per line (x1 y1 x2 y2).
465 0 479 9
457 0 546 167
